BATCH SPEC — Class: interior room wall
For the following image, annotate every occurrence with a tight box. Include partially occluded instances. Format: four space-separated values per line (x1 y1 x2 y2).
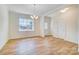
50 5 78 44
44 16 52 35
8 11 41 39
0 5 9 50
39 16 52 37
77 5 79 52
39 16 45 37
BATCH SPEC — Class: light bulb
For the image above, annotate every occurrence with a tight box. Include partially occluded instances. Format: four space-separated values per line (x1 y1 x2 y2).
30 16 34 19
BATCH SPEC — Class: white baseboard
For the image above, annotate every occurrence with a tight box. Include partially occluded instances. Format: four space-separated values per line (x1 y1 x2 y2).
0 39 9 51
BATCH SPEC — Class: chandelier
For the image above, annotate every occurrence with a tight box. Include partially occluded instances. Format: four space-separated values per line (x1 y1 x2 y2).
30 4 39 20
31 15 39 20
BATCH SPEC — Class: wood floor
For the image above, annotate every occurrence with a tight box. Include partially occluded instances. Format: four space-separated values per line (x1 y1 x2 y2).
0 36 78 55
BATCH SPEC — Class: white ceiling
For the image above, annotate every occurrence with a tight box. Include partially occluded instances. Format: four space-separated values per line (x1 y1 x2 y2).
7 4 67 16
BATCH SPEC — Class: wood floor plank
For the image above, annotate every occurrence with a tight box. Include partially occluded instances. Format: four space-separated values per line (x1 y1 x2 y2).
0 36 78 55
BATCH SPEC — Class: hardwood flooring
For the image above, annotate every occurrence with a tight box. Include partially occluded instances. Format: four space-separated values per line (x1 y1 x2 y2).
0 36 78 55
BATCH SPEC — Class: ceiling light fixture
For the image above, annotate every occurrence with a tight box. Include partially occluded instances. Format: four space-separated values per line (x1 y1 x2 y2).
31 15 39 20
30 4 39 20
60 8 69 13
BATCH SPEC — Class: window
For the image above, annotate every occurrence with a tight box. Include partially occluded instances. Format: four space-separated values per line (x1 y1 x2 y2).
19 17 34 31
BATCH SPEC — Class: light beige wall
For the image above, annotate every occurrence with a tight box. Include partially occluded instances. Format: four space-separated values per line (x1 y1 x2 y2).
39 16 52 37
0 5 9 50
51 5 78 43
9 11 41 39
44 16 51 35
77 5 79 51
